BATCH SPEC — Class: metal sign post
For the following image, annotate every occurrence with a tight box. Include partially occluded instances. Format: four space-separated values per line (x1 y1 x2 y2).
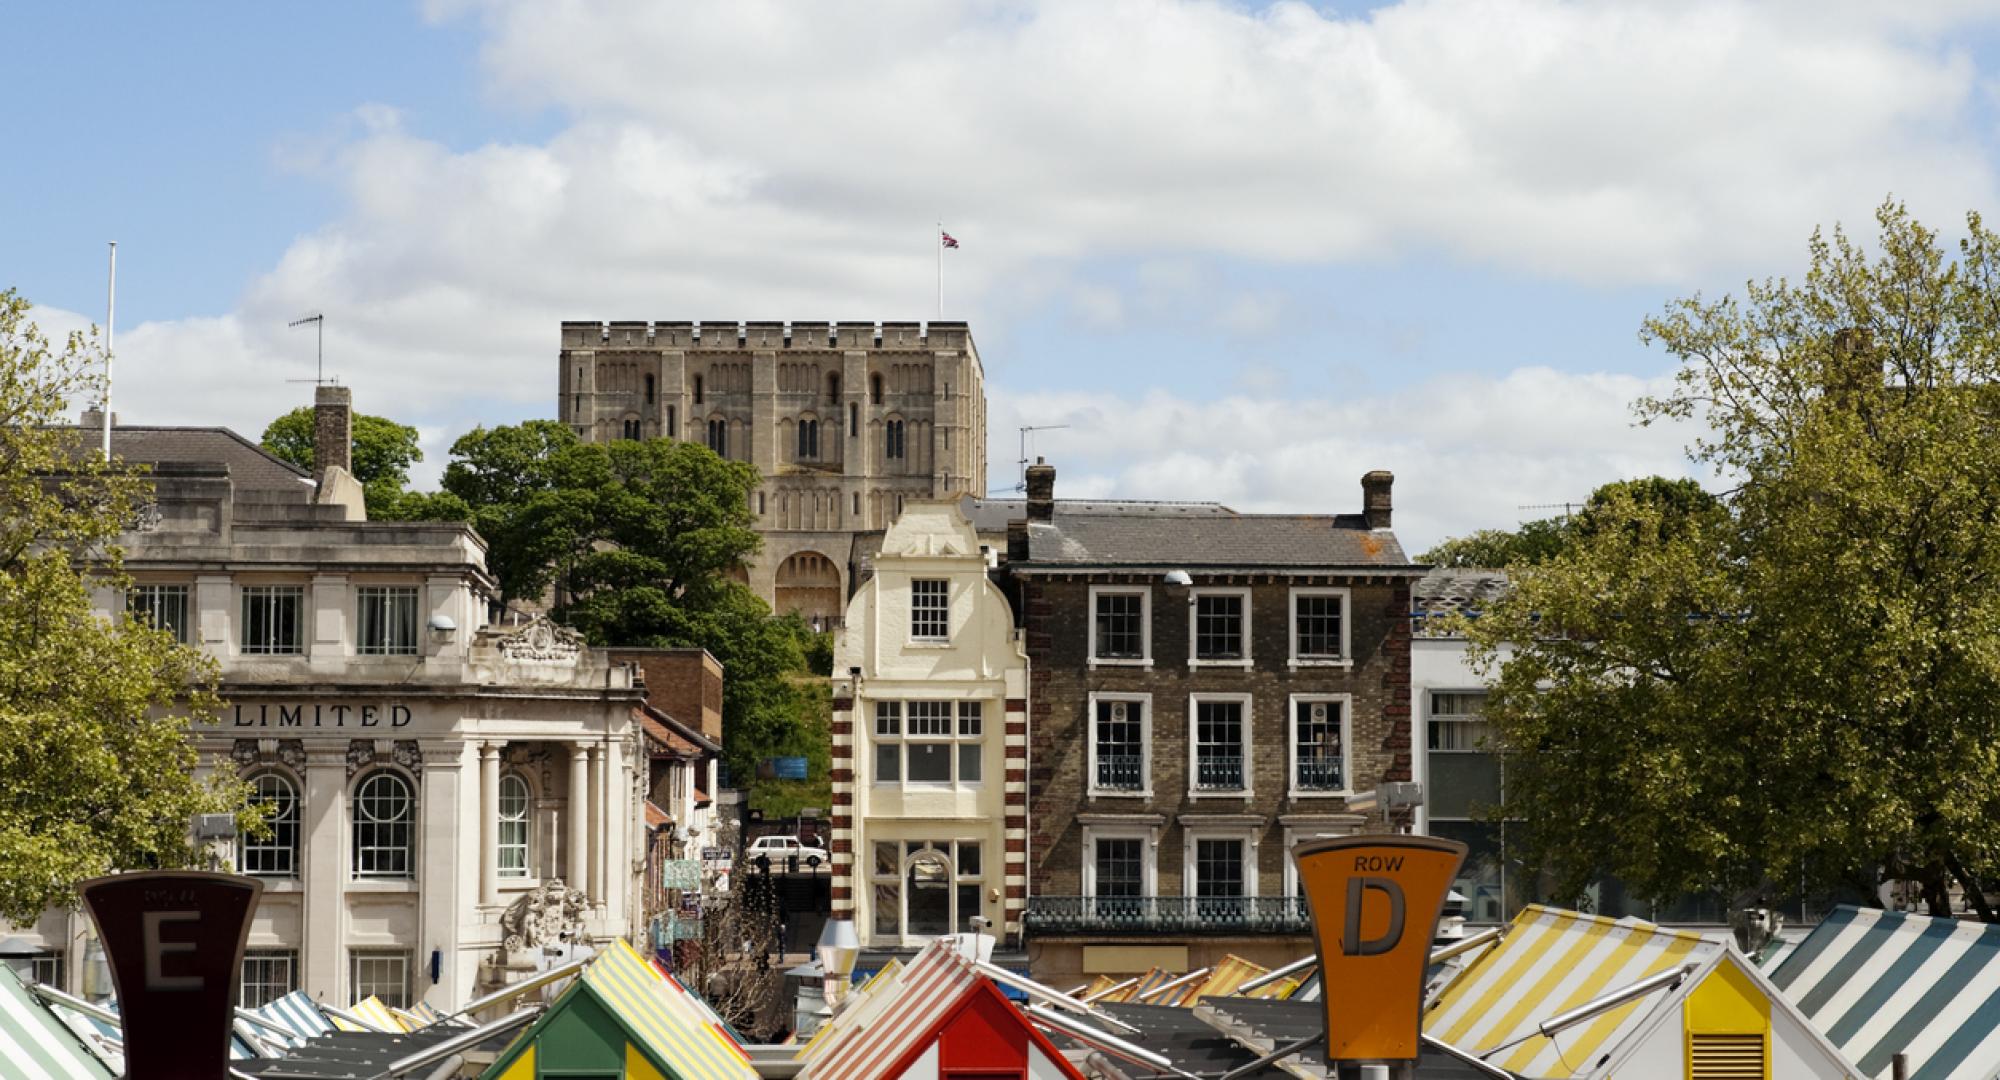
78 870 262 1080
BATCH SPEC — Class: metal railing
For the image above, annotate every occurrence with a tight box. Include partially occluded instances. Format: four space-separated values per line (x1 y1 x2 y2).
1193 754 1245 791
1025 895 1310 934
1095 754 1145 791
1295 757 1343 791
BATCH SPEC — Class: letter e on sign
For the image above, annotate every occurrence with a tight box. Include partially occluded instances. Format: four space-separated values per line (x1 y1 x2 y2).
1292 835 1466 1062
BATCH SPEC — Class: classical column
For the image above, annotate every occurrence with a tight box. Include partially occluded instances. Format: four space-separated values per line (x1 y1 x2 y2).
479 743 500 909
300 748 349 1001
604 735 626 928
588 744 607 909
567 743 589 894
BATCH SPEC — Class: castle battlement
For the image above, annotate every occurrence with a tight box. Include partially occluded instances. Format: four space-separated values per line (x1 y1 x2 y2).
560 320 973 352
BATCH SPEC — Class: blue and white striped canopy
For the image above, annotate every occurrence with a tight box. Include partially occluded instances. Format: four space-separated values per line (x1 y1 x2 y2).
1773 904 2000 1080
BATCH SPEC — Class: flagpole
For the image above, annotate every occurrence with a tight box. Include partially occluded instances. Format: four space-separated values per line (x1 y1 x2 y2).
103 241 116 458
936 221 944 318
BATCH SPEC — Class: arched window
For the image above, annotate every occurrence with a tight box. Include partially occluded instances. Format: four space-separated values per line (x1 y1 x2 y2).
497 774 530 879
707 418 728 457
644 374 655 404
796 418 819 461
885 419 906 461
693 374 705 404
240 772 299 878
828 372 841 403
849 401 858 435
906 850 952 937
622 417 640 440
870 373 883 405
352 771 414 879
667 404 677 439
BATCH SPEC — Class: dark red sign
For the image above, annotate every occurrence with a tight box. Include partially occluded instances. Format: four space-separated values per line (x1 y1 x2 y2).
79 870 262 1080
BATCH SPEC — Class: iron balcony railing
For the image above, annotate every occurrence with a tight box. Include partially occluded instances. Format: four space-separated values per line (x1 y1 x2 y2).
1296 757 1343 791
1193 754 1245 791
1025 895 1311 934
1096 753 1145 791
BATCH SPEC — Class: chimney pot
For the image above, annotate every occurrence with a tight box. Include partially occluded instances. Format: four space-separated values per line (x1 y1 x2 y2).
1025 460 1056 523
1361 470 1394 529
313 385 353 483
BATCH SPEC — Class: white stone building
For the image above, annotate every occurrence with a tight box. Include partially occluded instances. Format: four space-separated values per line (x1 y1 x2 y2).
5 390 648 1011
827 501 1029 954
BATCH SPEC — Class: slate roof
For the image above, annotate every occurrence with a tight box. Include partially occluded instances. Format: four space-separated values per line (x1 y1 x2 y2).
960 495 1234 534
100 426 314 495
1412 569 1511 636
1017 511 1412 571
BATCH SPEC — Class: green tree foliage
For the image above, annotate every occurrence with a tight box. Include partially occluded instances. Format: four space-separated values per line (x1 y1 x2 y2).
0 291 250 921
1466 202 2000 919
260 407 469 522
442 425 812 780
1420 478 1714 568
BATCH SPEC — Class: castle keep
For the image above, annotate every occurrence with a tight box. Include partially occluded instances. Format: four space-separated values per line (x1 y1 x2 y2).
559 321 988 625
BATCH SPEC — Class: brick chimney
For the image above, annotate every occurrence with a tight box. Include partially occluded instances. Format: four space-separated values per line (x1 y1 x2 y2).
313 385 352 484
1362 470 1394 529
1025 458 1056 523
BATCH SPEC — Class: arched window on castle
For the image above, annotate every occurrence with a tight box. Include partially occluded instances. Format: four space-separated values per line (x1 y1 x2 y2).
885 419 906 461
667 405 677 439
871 373 884 405
622 418 641 440
797 418 819 461
694 375 705 405
707 419 728 458
828 372 841 404
644 374 655 404
849 402 858 435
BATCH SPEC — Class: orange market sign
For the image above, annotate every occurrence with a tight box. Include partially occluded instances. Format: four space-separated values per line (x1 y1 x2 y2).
1293 834 1467 1063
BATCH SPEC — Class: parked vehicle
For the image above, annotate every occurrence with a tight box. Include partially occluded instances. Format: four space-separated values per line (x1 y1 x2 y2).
745 834 829 866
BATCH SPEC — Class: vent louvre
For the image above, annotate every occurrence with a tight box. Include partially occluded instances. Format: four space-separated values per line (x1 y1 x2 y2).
1689 1032 1766 1080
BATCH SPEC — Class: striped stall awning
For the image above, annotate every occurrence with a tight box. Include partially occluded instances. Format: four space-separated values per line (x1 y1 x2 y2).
1423 904 1722 1076
581 939 755 1080
803 938 981 1080
794 960 904 1063
1772 905 2000 1079
248 990 334 1048
0 967 111 1079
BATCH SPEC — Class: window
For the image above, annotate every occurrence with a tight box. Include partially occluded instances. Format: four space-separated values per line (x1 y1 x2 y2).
356 586 419 656
1291 588 1350 664
240 772 300 877
796 417 819 460
241 585 304 655
884 419 906 460
644 373 655 404
1291 696 1350 794
1191 837 1249 921
129 584 189 643
621 417 640 440
828 372 841 403
870 373 883 404
849 402 858 434
910 579 949 640
348 949 411 1008
352 771 414 879
667 404 677 439
240 950 297 1008
1192 589 1249 663
1430 691 1495 751
872 700 984 786
1191 696 1249 794
497 773 530 879
693 374 704 404
1090 587 1149 664
1090 835 1146 920
6 953 64 988
869 839 986 942
1089 694 1150 795
706 418 727 457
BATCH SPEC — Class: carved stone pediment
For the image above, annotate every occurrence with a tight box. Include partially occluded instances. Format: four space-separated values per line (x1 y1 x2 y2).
500 879 590 952
497 616 585 663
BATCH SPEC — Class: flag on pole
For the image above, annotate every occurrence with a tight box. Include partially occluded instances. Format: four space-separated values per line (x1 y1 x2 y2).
940 230 960 249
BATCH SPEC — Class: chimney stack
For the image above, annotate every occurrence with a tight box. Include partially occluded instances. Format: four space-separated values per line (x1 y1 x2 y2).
1026 458 1056 523
1362 470 1394 530
313 385 352 484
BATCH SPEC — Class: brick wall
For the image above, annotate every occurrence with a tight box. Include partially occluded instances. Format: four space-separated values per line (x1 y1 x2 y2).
609 647 724 743
1023 574 1413 898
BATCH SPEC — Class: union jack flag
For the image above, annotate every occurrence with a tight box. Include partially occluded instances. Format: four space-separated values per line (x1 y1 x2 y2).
940 230 959 248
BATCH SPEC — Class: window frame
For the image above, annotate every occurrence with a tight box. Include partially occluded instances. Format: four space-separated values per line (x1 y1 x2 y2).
1428 689 1495 754
1288 693 1354 798
1088 586 1152 668
347 948 412 1009
1182 826 1260 901
355 585 420 656
1289 587 1353 668
1081 822 1160 899
497 772 532 880
1086 692 1152 798
870 699 985 788
867 839 987 945
1187 692 1253 799
239 770 301 878
350 769 416 880
909 578 950 642
128 583 190 644
239 584 306 656
1188 587 1253 668
240 949 298 1008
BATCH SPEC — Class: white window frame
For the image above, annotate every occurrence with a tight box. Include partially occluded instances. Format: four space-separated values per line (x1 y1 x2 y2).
1081 822 1160 899
239 770 301 878
497 772 532 879
1288 587 1353 668
1187 692 1253 799
1182 825 1260 900
1188 587 1253 668
1086 692 1152 798
910 578 951 643
355 585 420 656
869 699 986 788
1088 586 1152 668
128 583 191 644
240 949 298 1009
351 769 416 880
240 584 306 656
347 949 411 1009
1288 693 1354 798
868 838 987 946
1428 689 1495 754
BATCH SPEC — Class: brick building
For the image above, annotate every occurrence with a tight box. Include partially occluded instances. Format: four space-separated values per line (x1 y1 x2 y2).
558 320 988 626
1007 461 1421 985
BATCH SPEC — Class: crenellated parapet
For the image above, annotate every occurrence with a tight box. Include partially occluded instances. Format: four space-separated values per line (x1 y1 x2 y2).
560 319 973 352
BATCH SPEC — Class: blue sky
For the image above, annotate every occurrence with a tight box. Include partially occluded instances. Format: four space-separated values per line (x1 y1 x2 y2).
10 1 2000 549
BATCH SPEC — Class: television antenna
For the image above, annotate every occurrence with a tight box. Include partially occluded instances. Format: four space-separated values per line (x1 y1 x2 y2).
1016 425 1069 493
286 313 332 385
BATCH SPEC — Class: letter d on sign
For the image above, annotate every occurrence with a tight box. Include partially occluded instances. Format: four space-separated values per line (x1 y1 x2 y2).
1293 835 1465 1064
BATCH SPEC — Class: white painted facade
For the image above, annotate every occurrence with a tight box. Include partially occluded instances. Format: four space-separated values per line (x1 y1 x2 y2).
829 501 1029 948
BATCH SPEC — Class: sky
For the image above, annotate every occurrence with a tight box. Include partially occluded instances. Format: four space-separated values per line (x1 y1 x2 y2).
10 1 2000 552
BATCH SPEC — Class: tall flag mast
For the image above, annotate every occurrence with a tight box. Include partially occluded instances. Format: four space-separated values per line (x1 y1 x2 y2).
102 241 116 458
938 225 959 318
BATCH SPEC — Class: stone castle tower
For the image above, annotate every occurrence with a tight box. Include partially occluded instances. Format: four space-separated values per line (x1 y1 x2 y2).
558 320 988 626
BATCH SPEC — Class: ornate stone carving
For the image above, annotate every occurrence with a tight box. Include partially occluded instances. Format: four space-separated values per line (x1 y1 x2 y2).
276 739 306 772
234 738 308 773
499 879 590 952
346 740 376 778
392 740 424 771
130 499 162 532
230 740 261 770
497 615 585 663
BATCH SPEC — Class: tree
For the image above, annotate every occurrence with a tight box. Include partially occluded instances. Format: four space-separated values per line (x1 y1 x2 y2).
0 291 251 921
1466 201 2000 919
1419 478 1715 568
441 425 812 782
260 407 467 522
